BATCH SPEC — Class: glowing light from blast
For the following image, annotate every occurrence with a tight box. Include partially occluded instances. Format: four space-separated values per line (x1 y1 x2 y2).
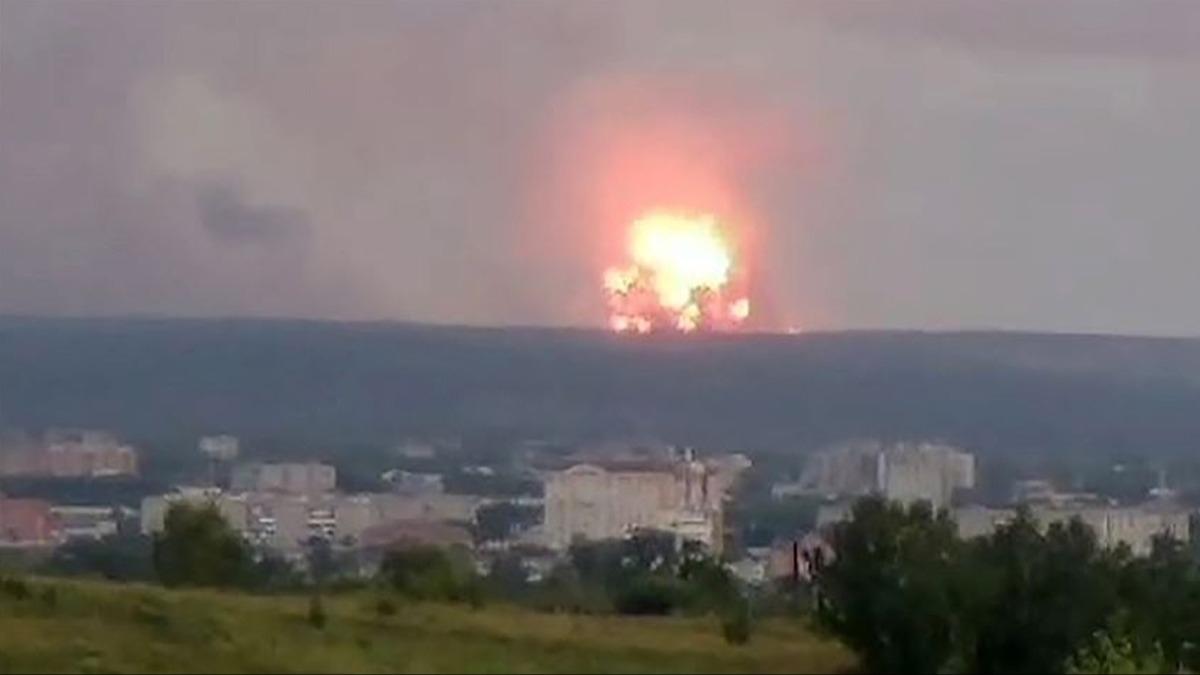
604 211 750 334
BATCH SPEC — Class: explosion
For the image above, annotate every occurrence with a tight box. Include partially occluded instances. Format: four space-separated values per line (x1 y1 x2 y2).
604 211 750 333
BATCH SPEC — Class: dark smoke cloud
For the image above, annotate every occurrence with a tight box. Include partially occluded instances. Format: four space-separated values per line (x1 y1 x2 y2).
196 183 311 244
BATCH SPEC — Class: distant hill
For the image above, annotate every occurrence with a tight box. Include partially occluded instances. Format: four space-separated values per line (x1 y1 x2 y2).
2 316 1200 459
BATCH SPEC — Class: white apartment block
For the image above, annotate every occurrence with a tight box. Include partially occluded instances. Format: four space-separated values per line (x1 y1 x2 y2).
542 451 749 553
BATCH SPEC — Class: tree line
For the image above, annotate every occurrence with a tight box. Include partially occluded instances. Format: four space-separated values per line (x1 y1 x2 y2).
43 502 758 644
812 496 1200 674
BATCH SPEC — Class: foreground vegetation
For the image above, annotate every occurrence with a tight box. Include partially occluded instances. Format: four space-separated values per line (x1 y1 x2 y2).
814 497 1199 674
0 576 852 674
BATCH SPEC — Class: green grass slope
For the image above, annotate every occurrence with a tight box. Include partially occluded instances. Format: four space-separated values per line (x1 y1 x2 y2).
0 579 853 674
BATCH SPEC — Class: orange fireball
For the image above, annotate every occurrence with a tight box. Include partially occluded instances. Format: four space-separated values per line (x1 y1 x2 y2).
604 211 749 333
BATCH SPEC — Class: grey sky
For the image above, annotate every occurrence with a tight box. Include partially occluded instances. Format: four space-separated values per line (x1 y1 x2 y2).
1 1 1199 334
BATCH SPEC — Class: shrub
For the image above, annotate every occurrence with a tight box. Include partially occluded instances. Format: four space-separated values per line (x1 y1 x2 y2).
612 575 681 616
374 597 397 617
0 577 30 601
132 599 171 629
721 601 752 645
40 586 57 608
307 594 327 629
378 546 482 605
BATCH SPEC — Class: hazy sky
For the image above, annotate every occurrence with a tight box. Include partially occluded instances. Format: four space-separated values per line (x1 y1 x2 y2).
2 1 1199 334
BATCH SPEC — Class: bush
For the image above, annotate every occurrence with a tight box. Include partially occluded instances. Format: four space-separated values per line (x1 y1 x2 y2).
132 604 170 629
721 602 752 646
374 596 397 617
612 575 681 616
379 545 482 605
42 534 155 583
40 586 57 608
1066 630 1168 674
0 576 30 601
307 594 327 629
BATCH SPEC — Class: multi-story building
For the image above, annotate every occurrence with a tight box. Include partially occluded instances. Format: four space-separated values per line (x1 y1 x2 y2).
797 440 975 508
0 429 138 478
230 462 336 495
542 448 749 553
953 502 1190 556
816 498 1190 558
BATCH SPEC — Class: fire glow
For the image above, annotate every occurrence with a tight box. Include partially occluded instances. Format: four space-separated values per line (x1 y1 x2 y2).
604 211 750 333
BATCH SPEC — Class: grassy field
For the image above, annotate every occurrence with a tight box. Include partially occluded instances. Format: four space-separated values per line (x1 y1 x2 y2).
0 578 854 674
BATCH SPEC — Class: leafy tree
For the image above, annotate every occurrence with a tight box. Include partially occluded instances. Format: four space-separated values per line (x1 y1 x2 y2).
611 574 682 615
152 502 248 588
622 529 678 573
378 545 482 604
243 551 303 592
42 533 155 582
816 497 1200 674
1066 628 1168 674
484 552 532 601
305 536 338 586
678 554 738 612
721 597 753 645
814 496 962 674
733 494 819 549
474 503 541 543
564 533 746 618
1119 534 1200 671
960 512 1121 674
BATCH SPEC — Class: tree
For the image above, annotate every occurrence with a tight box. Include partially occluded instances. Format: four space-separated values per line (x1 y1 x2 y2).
42 533 155 582
1066 628 1168 674
611 574 682 615
243 551 303 591
474 502 541 543
621 529 678 573
957 511 1122 674
1119 534 1200 671
307 593 327 629
152 502 248 588
379 545 482 604
678 554 738 612
305 536 338 586
813 496 962 674
721 597 752 645
484 552 532 600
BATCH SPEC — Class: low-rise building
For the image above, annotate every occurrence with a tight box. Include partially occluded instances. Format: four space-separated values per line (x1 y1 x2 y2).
813 498 1190 558
0 497 63 547
51 505 120 540
383 470 445 495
